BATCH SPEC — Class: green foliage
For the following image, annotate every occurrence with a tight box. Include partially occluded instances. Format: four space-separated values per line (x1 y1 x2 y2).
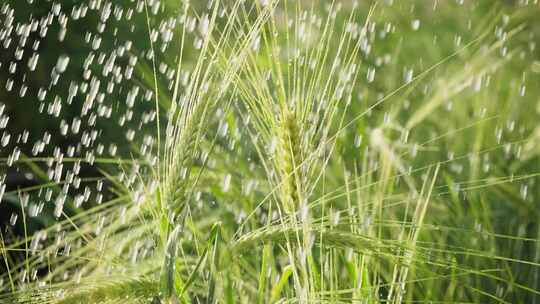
1 0 539 303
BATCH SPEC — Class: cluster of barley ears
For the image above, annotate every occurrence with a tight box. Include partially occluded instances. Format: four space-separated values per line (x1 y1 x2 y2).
0 0 539 303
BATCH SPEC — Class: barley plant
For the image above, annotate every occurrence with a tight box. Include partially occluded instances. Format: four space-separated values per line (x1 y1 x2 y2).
0 0 539 303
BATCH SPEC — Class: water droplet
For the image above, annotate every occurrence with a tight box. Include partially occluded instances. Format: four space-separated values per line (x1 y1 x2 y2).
411 19 420 31
520 184 528 200
366 67 375 83
199 14 210 37
9 213 18 225
404 68 413 83
222 174 231 192
519 84 526 97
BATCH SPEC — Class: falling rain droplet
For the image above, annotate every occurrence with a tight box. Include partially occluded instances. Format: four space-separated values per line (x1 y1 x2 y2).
222 174 232 192
411 19 420 31
520 184 528 200
9 213 18 226
55 55 70 74
404 68 413 84
366 67 375 83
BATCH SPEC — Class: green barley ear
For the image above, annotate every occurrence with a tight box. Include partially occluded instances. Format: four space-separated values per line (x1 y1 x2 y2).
54 278 159 304
160 223 183 303
278 108 303 214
